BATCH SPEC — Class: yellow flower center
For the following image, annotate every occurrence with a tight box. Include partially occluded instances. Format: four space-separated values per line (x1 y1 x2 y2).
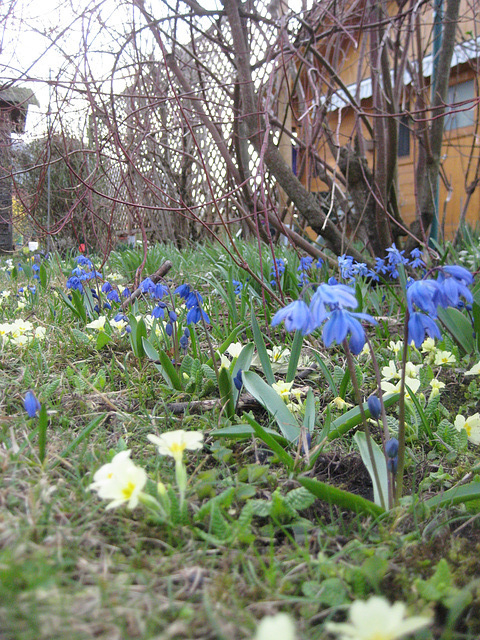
169 442 186 460
122 481 136 499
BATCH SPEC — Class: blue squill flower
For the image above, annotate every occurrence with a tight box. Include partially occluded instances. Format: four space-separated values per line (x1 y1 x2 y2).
438 268 473 308
174 283 191 299
232 280 243 295
151 283 169 300
186 305 210 325
233 369 243 391
271 300 313 335
101 282 112 293
66 276 83 291
408 311 442 347
139 278 155 293
151 304 166 319
298 256 313 272
409 248 425 269
122 287 131 297
107 290 120 303
24 390 41 418
406 279 443 316
322 309 377 355
385 438 399 458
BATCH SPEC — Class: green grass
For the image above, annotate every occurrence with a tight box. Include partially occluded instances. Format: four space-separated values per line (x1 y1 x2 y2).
1 241 480 639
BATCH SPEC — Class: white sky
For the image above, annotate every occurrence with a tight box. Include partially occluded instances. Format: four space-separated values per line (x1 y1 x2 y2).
3 0 308 137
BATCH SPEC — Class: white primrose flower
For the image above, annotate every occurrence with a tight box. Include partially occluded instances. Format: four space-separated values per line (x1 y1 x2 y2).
89 450 147 510
86 316 107 331
326 595 431 640
465 361 480 376
429 378 445 398
272 380 294 400
226 342 243 359
147 430 204 462
434 350 456 366
253 612 296 640
454 413 480 445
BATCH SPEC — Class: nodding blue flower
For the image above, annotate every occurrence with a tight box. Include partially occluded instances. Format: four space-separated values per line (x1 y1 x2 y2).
184 327 190 337
32 263 40 272
186 305 210 325
101 282 112 293
367 395 382 419
179 334 189 351
375 257 388 275
66 276 83 292
174 283 191 299
271 300 313 335
438 268 473 308
270 258 286 282
385 437 399 458
165 322 173 337
169 310 177 323
139 278 155 293
408 311 442 347
407 279 443 317
322 309 377 355
298 256 313 272
122 287 131 298
151 283 168 300
103 302 112 310
107 290 120 303
24 390 41 418
316 258 323 269
409 248 425 270
386 243 408 267
233 369 243 391
185 291 203 309
75 255 93 268
151 304 166 319
312 282 358 309
114 313 128 323
232 280 243 295
338 254 355 280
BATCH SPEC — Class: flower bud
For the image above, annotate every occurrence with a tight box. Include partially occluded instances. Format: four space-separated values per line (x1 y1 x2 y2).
385 437 399 458
367 395 382 420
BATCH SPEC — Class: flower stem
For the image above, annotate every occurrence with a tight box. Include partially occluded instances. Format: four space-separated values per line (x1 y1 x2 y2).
395 308 409 504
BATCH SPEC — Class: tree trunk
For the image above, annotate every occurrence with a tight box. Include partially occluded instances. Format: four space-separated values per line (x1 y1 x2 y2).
0 111 13 253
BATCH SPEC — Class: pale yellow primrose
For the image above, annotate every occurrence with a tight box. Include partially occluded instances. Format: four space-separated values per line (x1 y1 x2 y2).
253 612 296 640
89 450 147 510
147 429 203 462
429 378 445 398
465 361 480 376
272 380 294 400
454 413 480 445
326 595 431 640
434 350 456 366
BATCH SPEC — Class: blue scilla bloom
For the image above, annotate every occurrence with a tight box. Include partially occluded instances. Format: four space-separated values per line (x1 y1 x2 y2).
75 255 93 268
122 287 131 297
179 333 189 351
28 286 36 295
90 288 99 300
438 267 474 308
174 283 191 299
139 277 155 293
169 310 177 322
165 322 173 337
387 456 398 474
151 283 169 300
24 390 41 418
386 243 408 266
367 395 381 419
186 305 210 325
71 266 85 277
32 263 40 272
114 312 128 322
338 254 355 280
107 290 120 303
322 309 377 355
409 248 425 270
151 304 166 319
298 270 310 287
406 279 443 316
298 256 313 272
408 311 442 347
271 299 313 335
270 258 286 282
103 302 112 310
316 258 323 269
185 290 203 309
66 276 83 291
374 257 388 275
102 281 112 293
232 280 243 295
312 282 358 309
81 270 102 281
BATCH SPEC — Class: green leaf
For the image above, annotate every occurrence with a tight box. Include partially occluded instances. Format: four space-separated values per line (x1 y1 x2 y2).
303 388 315 434
299 476 385 517
250 307 274 385
52 414 107 467
354 432 388 508
37 403 49 463
437 306 475 354
312 353 338 395
95 331 112 350
243 412 296 471
156 347 184 391
423 480 480 509
218 367 235 420
286 331 303 383
242 371 300 442
39 263 48 289
405 384 433 440
209 424 289 445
